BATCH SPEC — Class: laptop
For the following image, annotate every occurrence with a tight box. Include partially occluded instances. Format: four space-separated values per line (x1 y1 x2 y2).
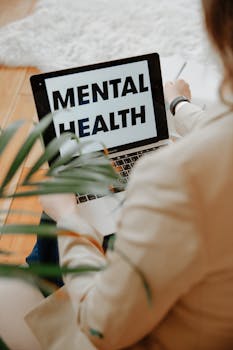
30 53 169 236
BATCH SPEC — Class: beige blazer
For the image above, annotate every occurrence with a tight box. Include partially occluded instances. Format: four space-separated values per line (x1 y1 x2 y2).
26 102 233 350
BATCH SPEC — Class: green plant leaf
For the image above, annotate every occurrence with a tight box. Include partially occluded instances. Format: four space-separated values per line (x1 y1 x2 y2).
48 140 106 172
23 132 74 183
50 151 110 172
0 264 105 279
4 182 112 198
0 120 24 157
48 140 82 171
0 337 11 350
0 224 57 237
1 114 53 191
50 168 119 183
0 265 58 296
0 263 106 297
3 174 124 198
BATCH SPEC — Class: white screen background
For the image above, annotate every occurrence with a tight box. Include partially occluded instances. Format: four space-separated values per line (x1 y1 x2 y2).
45 60 157 155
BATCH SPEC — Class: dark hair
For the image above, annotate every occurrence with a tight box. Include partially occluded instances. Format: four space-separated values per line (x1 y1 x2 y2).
202 0 233 106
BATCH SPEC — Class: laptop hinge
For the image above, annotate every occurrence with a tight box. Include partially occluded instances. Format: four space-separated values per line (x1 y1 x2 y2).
109 139 171 158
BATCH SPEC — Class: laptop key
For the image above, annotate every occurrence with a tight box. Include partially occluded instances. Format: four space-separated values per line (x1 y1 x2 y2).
87 194 97 200
121 171 128 177
79 196 88 203
123 164 131 170
119 177 128 185
113 186 123 193
116 159 124 166
128 152 137 157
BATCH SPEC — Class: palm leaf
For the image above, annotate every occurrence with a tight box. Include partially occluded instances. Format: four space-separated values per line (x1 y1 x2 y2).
0 120 24 157
0 263 105 298
23 132 74 183
0 265 59 297
0 224 57 237
1 114 53 191
0 264 105 279
49 152 111 175
0 115 152 319
0 116 122 199
4 182 112 198
0 263 106 304
0 338 10 350
2 158 122 198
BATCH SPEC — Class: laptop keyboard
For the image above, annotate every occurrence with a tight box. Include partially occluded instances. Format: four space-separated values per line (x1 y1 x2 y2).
76 146 160 203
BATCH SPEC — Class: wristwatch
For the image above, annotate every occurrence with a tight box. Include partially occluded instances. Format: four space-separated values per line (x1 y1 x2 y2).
170 96 190 116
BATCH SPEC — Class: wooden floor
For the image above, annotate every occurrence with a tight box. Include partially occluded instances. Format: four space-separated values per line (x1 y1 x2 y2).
0 0 45 264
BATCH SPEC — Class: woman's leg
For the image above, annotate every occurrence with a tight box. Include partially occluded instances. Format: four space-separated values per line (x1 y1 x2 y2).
0 278 44 350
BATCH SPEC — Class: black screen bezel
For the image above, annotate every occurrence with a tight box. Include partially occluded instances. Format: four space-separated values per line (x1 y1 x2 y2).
30 53 168 156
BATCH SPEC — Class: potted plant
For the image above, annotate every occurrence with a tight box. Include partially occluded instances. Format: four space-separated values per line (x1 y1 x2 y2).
0 115 151 349
0 114 123 348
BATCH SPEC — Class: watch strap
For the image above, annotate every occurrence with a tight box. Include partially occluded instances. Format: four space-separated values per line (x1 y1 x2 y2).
170 96 190 116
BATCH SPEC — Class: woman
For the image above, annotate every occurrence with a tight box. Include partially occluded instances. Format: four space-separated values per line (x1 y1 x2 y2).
0 1 233 349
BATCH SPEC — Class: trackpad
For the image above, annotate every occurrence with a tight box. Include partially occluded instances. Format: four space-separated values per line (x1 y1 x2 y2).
77 192 125 236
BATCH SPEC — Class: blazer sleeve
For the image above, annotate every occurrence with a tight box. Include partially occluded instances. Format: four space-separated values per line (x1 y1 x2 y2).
55 147 205 350
174 102 207 136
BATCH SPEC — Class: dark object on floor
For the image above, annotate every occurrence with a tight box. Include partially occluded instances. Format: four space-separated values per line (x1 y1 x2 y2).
26 212 114 288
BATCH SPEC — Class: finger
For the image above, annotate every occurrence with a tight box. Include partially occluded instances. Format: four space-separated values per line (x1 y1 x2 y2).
178 79 189 86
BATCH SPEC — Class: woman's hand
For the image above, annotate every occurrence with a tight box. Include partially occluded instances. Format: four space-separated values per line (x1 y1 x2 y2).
164 79 191 104
39 193 78 223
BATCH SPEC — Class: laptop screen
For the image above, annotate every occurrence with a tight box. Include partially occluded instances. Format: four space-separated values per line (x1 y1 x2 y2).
31 53 168 156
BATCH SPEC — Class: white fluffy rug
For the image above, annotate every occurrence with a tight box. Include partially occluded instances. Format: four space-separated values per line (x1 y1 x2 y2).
0 0 213 71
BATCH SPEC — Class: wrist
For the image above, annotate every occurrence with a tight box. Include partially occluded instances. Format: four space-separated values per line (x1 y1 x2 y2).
170 96 190 116
175 101 190 113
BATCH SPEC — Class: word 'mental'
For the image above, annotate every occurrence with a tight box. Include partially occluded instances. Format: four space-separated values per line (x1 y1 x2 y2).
53 74 149 110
